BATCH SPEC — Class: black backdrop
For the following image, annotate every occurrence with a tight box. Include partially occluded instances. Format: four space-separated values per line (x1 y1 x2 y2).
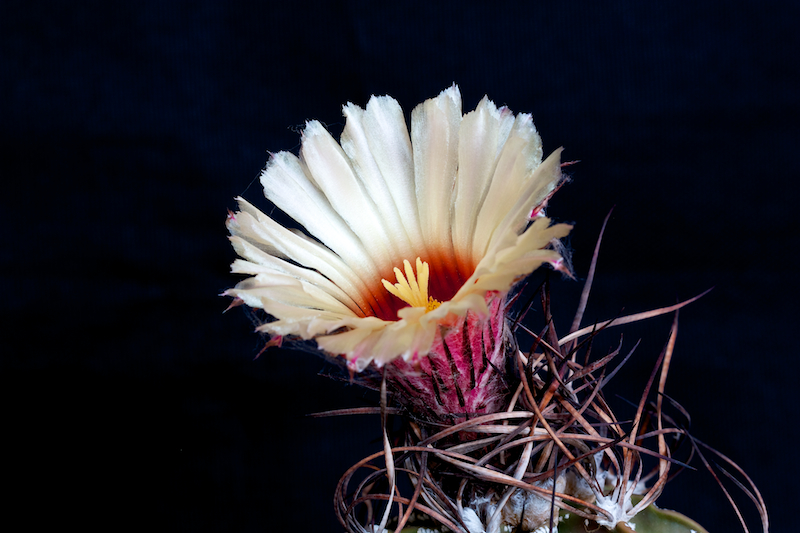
3 1 798 531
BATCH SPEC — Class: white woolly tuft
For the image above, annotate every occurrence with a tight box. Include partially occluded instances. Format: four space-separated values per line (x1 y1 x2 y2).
460 507 486 533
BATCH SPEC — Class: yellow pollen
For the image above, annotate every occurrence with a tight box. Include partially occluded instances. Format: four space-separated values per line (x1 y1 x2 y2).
381 257 442 312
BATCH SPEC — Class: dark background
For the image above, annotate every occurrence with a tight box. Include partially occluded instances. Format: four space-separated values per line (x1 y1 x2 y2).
3 1 797 531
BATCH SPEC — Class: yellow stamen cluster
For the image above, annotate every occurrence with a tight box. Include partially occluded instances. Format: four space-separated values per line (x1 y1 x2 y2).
381 257 441 312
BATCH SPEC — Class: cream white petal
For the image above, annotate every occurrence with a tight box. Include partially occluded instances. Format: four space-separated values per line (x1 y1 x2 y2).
259 151 381 283
463 218 573 298
361 96 423 249
300 120 397 273
372 306 432 362
436 292 492 321
229 236 362 314
316 326 381 359
229 198 393 317
229 272 354 316
317 306 437 368
340 98 418 261
411 85 462 252
472 113 544 261
252 301 352 337
487 149 564 254
326 293 491 368
452 96 515 263
317 324 389 371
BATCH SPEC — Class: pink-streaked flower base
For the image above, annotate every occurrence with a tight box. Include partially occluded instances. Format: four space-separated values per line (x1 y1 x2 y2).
384 297 513 423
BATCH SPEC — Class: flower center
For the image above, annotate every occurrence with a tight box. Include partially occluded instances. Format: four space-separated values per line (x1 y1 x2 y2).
381 257 442 313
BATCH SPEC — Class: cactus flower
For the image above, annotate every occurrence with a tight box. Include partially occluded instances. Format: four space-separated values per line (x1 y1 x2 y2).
225 85 571 385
